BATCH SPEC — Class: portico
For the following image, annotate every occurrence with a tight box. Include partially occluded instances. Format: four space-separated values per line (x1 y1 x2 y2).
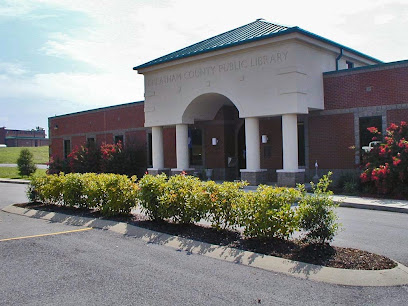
134 19 379 185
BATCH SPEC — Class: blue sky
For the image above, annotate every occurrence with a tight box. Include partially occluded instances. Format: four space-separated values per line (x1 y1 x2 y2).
1 0 407 135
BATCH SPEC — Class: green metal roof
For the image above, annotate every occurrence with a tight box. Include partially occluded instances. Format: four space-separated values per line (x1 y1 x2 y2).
134 19 381 70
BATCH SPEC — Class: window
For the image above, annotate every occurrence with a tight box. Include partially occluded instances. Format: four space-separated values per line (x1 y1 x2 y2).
359 116 382 148
87 137 95 147
189 128 203 166
359 116 382 163
298 122 305 166
64 139 71 159
114 135 124 145
346 61 354 69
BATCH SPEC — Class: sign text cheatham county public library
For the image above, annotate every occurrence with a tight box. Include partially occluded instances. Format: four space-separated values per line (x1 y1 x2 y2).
147 51 288 88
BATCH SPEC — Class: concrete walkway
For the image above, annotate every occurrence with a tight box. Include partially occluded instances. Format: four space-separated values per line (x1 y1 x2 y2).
0 163 48 169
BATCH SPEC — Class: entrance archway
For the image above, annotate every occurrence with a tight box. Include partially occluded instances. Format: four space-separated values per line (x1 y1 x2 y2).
182 93 244 180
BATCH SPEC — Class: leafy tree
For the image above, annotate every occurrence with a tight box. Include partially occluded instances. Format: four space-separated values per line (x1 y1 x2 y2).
17 148 37 177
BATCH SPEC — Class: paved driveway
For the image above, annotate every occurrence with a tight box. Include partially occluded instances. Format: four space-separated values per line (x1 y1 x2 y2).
1 183 408 305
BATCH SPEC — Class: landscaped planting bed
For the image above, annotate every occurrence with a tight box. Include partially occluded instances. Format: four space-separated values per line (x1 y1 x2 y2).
24 172 397 270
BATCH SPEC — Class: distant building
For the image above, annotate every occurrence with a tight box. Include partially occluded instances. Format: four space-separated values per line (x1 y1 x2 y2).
0 127 49 147
48 20 408 186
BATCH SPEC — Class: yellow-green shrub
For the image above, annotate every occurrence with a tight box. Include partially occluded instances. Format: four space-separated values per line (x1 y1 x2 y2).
159 174 207 224
99 174 138 216
239 185 301 239
28 173 138 216
29 174 63 204
203 180 247 230
81 173 105 209
298 173 340 244
62 173 86 208
138 173 168 220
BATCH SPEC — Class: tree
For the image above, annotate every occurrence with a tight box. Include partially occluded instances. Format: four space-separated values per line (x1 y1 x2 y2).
17 148 37 177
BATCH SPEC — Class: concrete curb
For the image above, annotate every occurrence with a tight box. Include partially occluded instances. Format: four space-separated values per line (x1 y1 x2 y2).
338 201 408 214
3 204 408 287
333 195 408 214
0 178 30 184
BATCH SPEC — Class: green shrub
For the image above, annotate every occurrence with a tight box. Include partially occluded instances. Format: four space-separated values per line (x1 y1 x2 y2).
62 173 86 208
28 173 138 217
203 180 247 230
99 174 138 216
29 174 64 204
337 172 360 195
239 185 301 239
17 148 36 177
159 174 207 224
138 173 168 220
298 172 340 244
81 173 105 209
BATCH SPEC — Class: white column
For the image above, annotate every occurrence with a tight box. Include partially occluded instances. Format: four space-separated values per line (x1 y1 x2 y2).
151 126 164 169
245 117 261 170
176 124 189 170
282 114 298 171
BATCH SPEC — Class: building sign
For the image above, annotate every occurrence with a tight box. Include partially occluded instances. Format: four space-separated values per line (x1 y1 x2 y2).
147 51 288 87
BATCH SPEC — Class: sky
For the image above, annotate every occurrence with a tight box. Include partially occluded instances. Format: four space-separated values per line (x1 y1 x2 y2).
1 0 407 135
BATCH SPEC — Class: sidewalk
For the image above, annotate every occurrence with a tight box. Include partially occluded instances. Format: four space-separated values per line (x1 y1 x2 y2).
1 178 408 214
0 163 48 169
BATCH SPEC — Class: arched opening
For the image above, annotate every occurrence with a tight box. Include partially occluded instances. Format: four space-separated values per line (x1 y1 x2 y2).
182 93 244 180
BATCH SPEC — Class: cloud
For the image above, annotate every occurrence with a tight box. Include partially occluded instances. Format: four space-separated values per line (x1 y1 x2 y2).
0 0 36 17
0 62 27 76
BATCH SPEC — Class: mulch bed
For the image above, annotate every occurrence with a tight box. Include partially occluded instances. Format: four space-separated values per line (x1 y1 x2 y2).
16 202 397 270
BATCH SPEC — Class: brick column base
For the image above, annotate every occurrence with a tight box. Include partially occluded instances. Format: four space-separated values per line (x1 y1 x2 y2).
170 169 196 176
147 168 170 176
240 169 267 186
276 170 305 187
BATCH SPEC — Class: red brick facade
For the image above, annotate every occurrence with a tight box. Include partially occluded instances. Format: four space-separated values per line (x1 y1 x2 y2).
0 127 49 147
49 60 408 181
324 63 408 110
49 102 146 159
308 113 355 169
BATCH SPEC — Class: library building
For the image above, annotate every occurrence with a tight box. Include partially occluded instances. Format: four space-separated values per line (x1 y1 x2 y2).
49 19 408 186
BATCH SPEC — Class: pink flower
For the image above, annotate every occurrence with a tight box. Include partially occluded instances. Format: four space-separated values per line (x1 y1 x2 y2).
367 127 379 134
393 157 401 167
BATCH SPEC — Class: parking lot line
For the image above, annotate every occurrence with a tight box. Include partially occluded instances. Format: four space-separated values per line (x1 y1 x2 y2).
0 227 92 242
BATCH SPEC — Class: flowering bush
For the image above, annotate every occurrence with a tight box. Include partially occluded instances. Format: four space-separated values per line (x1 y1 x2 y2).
48 141 146 177
360 121 408 196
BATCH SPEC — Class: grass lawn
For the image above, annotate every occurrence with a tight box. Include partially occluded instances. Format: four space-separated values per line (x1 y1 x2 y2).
0 146 49 164
0 167 47 179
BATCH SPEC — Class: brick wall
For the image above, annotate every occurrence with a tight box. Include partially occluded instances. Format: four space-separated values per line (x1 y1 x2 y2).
260 117 283 169
6 129 46 138
324 64 408 110
0 127 6 144
163 127 176 168
387 109 408 126
49 102 146 160
308 113 355 169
